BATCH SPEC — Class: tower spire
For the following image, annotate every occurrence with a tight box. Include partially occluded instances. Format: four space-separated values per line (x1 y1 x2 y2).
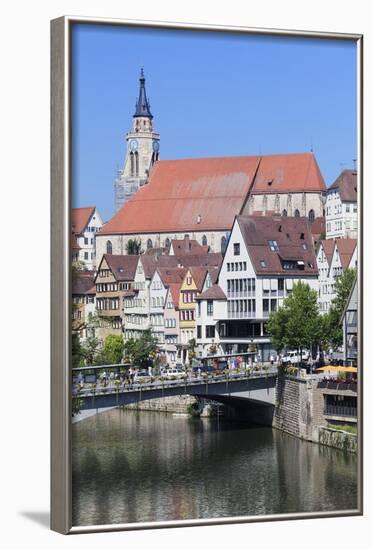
134 68 153 119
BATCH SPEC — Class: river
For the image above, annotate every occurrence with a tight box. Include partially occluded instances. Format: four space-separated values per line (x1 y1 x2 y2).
72 408 358 526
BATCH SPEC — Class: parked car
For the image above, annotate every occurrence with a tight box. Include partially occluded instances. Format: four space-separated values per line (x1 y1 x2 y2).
282 351 310 365
134 370 151 383
161 367 186 379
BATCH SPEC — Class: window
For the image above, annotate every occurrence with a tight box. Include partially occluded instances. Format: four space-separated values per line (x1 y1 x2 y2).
202 235 207 246
206 325 215 338
282 209 287 217
294 209 300 217
147 238 153 250
165 238 171 249
353 204 357 213
346 204 350 213
84 237 88 245
227 263 231 272
106 240 112 254
207 300 213 316
233 243 240 256
268 240 279 251
84 252 88 260
197 325 202 339
308 209 315 224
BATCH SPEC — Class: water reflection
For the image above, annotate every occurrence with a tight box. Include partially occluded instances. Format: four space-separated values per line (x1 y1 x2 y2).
72 409 358 526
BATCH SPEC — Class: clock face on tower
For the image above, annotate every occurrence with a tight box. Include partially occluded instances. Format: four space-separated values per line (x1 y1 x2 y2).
129 139 138 152
152 140 159 153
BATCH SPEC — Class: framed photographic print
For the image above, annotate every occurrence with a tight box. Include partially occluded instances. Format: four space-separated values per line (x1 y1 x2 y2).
51 15 363 534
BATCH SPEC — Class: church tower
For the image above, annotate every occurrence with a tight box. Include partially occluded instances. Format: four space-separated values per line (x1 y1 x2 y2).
114 69 160 211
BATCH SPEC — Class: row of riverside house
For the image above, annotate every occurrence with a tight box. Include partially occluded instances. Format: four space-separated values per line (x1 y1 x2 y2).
72 167 358 367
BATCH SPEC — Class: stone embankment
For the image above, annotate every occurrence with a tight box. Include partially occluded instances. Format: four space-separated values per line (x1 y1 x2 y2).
273 369 358 453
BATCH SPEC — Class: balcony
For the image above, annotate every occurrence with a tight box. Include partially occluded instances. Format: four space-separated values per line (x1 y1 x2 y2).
227 311 256 319
227 291 255 299
324 405 357 419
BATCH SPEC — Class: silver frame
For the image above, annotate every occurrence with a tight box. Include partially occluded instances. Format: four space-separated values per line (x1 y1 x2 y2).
51 15 363 534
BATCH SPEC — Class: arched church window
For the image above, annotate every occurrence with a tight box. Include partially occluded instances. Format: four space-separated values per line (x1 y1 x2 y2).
135 151 139 177
147 238 153 250
202 235 208 246
282 209 287 217
130 152 134 176
221 236 227 254
106 240 113 255
165 238 171 249
294 209 300 217
308 209 315 224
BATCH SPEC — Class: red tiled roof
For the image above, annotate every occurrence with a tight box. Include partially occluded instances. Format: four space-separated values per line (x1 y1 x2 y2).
189 267 209 291
197 284 227 301
100 156 260 234
329 170 357 202
99 254 139 281
171 237 209 255
168 282 182 306
157 267 187 285
71 233 81 250
320 240 335 265
251 153 326 195
99 153 326 236
238 215 318 276
72 271 96 295
335 239 357 270
71 206 96 235
311 217 325 237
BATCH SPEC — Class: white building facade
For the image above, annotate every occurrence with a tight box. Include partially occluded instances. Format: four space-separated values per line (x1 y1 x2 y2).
72 206 103 270
196 215 319 361
325 170 357 239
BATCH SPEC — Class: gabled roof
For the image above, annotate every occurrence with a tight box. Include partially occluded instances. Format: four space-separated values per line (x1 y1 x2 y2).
156 267 187 286
319 240 335 265
99 254 139 281
99 153 326 236
328 170 357 202
189 267 209 291
170 237 209 255
168 283 182 307
72 271 96 295
176 253 223 269
140 255 180 279
251 152 326 195
335 239 357 270
197 284 227 301
71 206 96 235
237 215 318 276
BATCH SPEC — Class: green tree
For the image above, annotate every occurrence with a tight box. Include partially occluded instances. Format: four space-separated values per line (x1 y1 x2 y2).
72 333 84 369
323 268 356 348
123 330 158 369
126 238 142 255
266 281 321 361
81 336 103 365
102 334 124 364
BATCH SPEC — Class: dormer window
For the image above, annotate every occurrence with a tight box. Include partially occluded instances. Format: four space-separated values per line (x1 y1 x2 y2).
260 260 267 268
268 240 279 251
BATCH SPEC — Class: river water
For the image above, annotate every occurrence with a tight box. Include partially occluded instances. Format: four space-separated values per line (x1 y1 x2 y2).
72 408 358 526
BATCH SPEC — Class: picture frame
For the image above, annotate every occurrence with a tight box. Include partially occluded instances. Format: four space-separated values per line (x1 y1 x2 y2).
51 15 363 534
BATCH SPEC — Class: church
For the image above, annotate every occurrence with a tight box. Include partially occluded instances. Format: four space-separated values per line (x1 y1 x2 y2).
98 71 327 264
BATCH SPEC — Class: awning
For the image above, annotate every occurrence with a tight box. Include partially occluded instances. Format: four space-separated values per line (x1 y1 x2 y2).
315 365 357 373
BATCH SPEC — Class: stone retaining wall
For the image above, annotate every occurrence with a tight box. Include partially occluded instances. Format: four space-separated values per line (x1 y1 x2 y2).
273 371 312 440
123 395 198 414
319 427 357 453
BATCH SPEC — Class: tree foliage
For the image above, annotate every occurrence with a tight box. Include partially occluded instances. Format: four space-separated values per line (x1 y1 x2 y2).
102 334 124 365
123 329 158 368
266 281 321 354
126 238 142 255
322 268 356 348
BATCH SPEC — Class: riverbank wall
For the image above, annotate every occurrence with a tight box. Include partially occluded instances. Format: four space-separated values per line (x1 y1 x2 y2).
123 395 197 414
273 370 358 453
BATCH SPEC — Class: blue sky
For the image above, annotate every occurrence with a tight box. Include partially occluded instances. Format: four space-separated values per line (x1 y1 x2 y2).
72 23 357 221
